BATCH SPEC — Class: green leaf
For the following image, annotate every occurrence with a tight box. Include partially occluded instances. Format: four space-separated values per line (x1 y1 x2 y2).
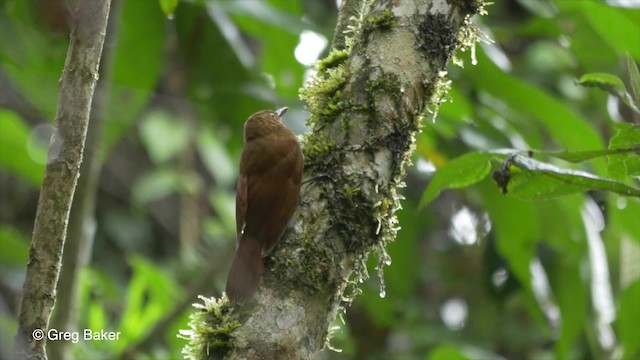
610 124 640 150
213 0 306 99
159 0 179 17
618 280 640 359
479 180 538 298
576 73 640 114
576 1 640 59
117 256 179 352
138 111 191 164
208 188 236 235
608 124 640 178
132 168 181 205
553 248 587 359
0 108 45 186
196 127 236 188
418 152 496 209
0 3 67 119
576 73 626 96
428 345 470 360
470 49 604 155
175 2 269 132
503 155 640 200
103 0 166 158
543 147 639 163
0 225 29 267
628 53 640 105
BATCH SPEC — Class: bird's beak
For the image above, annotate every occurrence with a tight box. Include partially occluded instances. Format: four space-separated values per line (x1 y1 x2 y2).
275 107 288 117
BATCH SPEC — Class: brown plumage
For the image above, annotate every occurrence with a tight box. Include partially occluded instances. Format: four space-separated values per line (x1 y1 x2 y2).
226 107 303 301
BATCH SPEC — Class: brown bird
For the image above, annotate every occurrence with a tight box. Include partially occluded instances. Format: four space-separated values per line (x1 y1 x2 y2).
226 107 303 301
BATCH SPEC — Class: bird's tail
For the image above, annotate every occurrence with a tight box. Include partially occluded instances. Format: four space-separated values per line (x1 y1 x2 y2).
226 234 264 301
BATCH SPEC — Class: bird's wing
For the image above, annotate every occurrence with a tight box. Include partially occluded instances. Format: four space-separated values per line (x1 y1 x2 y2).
235 173 248 248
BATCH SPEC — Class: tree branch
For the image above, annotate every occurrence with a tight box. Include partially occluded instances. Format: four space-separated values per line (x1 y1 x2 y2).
14 1 112 359
47 1 121 359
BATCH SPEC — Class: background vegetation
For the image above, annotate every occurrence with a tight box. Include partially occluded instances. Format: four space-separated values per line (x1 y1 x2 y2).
0 0 638 359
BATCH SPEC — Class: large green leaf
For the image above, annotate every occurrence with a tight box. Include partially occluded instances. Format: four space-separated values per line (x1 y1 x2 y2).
0 224 29 267
480 181 538 291
418 152 497 209
428 345 470 360
159 0 180 17
196 126 236 188
138 111 191 164
175 2 268 134
470 48 603 154
102 0 166 158
116 256 179 352
628 54 640 104
610 124 640 150
498 155 640 200
575 2 640 59
0 108 45 186
0 3 67 119
608 124 640 179
576 72 639 113
541 147 639 163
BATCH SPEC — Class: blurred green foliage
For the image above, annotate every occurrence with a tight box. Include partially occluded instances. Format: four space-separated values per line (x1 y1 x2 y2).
0 0 638 359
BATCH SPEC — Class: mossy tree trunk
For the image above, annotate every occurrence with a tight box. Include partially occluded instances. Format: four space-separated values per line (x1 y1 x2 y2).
183 0 484 358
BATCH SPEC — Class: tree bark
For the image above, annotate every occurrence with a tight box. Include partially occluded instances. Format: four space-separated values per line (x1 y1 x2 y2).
182 0 484 358
47 1 121 359
14 1 112 359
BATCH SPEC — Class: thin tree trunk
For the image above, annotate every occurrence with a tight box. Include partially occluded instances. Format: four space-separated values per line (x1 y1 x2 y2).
181 0 484 358
14 1 112 359
47 1 121 359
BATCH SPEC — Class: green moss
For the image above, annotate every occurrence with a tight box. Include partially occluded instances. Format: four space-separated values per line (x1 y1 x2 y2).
317 49 349 71
301 133 337 169
179 296 240 360
364 8 396 34
269 213 339 294
367 72 402 100
341 116 353 136
299 62 349 127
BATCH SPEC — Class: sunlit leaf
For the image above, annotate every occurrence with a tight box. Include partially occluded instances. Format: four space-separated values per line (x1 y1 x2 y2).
575 1 640 59
610 124 640 150
132 168 181 205
428 345 470 360
117 256 179 351
500 155 640 200
576 73 626 95
138 111 191 164
196 127 236 187
103 0 166 158
576 72 639 113
470 49 604 157
542 147 639 163
418 152 497 209
0 3 67 119
159 0 179 17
